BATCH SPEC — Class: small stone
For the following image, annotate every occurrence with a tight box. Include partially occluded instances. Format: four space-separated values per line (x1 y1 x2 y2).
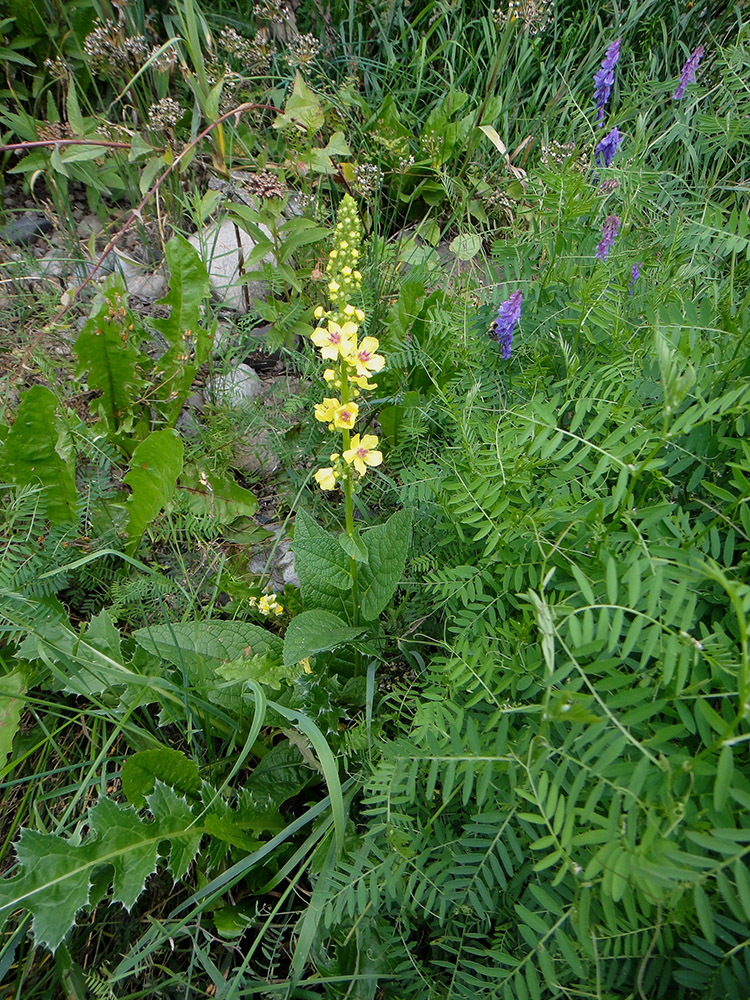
232 429 280 477
0 214 53 246
209 363 263 407
187 217 274 313
78 214 103 238
126 272 167 300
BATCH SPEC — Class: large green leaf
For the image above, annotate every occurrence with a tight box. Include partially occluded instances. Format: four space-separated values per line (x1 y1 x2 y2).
292 509 351 616
0 783 201 952
124 429 184 554
283 610 365 667
0 667 27 771
152 235 213 425
73 288 142 436
1 386 78 524
358 509 413 620
122 749 202 809
273 70 325 134
133 619 283 671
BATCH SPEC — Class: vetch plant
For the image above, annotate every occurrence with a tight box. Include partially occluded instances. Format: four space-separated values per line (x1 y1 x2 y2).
593 37 621 123
595 213 620 260
673 44 705 101
595 126 622 168
493 289 523 359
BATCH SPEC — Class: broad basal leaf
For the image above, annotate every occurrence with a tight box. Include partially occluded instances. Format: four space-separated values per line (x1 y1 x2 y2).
358 508 413 620
124 428 184 554
1 386 78 524
0 783 201 952
292 509 351 616
283 610 365 667
0 667 27 771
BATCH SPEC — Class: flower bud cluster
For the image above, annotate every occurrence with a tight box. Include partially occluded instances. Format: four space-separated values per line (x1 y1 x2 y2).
311 196 384 492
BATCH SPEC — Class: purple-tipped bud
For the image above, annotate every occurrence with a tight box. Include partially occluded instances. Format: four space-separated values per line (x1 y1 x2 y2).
593 38 621 124
595 127 622 168
494 290 523 359
673 45 705 101
628 263 641 294
595 215 620 261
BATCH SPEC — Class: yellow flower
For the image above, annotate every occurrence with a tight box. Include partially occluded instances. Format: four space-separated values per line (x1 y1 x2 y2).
342 266 352 277
329 280 340 294
311 321 356 360
343 433 383 476
323 368 336 382
314 305 326 319
314 466 338 490
258 593 284 616
300 657 313 674
314 397 340 423
348 337 385 378
350 373 377 391
333 401 358 429
343 304 356 317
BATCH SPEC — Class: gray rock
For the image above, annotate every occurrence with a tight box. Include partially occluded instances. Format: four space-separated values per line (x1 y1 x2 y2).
231 429 280 477
187 217 274 313
0 214 53 246
126 272 167 300
209 363 263 407
78 214 103 238
247 523 299 591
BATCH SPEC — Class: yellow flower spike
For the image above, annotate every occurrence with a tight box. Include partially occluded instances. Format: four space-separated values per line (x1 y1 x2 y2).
343 304 356 317
355 308 365 323
333 401 358 429
314 466 338 490
343 433 383 476
353 270 362 281
311 322 356 360
329 280 340 294
329 250 337 259
314 397 340 423
348 336 386 378
340 241 349 249
341 266 352 277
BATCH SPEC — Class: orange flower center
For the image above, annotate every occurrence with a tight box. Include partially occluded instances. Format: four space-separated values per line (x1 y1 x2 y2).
329 331 341 344
357 446 368 457
340 409 352 421
358 349 371 361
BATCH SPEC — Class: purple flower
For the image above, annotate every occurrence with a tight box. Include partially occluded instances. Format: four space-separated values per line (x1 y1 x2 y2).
628 262 641 294
494 290 522 359
673 45 705 101
595 215 620 261
595 127 622 168
593 38 621 124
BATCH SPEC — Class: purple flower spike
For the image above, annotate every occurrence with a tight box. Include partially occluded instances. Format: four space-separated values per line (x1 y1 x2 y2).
595 127 622 168
494 290 523 359
593 37 621 124
595 215 620 261
673 45 705 101
628 262 641 294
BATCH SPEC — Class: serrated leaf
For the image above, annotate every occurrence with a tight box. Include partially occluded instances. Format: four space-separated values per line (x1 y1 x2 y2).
122 749 202 809
65 79 85 135
73 289 142 437
283 610 365 667
152 235 213 424
358 509 413 620
292 509 351 615
2 386 78 524
124 429 184 554
274 71 324 134
0 784 201 952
